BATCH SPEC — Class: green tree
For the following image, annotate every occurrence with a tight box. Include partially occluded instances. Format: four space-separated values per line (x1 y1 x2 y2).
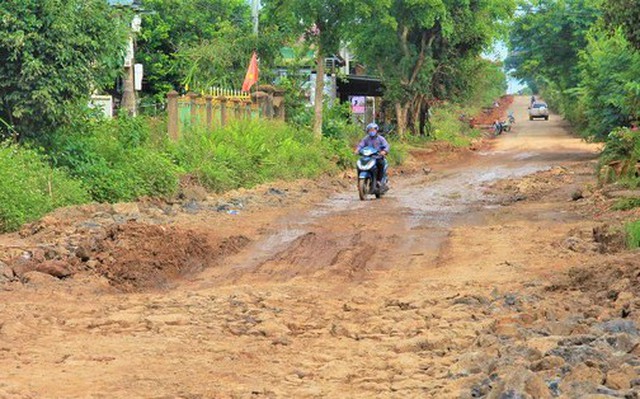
603 0 640 49
578 28 640 139
176 24 283 93
352 0 513 136
0 0 128 140
136 0 252 100
262 0 363 138
507 0 600 119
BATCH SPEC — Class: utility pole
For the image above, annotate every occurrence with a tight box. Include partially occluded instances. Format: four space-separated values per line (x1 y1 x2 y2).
251 0 260 35
121 15 141 116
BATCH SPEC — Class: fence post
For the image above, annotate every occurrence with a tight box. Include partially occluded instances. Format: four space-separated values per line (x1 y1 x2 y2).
167 90 179 140
273 89 285 120
218 96 228 127
243 100 253 120
205 95 213 130
230 98 241 120
188 92 198 126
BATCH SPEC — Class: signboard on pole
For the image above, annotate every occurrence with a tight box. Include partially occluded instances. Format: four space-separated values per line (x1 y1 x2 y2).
350 96 365 114
134 63 143 91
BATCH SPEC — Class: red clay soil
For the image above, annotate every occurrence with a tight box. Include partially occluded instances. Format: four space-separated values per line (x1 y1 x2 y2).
9 221 251 292
470 95 514 127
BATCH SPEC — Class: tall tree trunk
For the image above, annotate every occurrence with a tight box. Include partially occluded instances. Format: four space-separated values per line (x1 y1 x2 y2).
419 100 429 137
408 99 420 135
395 102 409 139
313 44 324 139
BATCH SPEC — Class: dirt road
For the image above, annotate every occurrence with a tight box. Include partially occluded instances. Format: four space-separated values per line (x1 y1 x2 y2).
1 97 639 398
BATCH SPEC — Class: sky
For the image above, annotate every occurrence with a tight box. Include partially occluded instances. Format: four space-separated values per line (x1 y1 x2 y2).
484 41 528 94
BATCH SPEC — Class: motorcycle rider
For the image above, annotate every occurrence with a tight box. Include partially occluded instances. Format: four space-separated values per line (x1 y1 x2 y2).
355 122 390 191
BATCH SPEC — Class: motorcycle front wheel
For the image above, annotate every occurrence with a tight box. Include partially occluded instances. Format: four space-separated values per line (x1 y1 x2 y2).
358 178 369 201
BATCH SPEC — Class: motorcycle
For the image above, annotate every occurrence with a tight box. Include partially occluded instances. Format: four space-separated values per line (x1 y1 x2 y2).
356 146 388 200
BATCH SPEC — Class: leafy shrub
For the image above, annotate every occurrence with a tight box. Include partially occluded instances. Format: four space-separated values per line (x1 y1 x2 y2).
625 220 640 249
599 127 640 184
612 198 640 211
47 114 179 202
170 119 336 192
0 144 89 232
428 106 481 147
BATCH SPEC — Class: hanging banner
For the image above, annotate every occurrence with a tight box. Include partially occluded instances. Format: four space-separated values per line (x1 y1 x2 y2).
350 96 365 114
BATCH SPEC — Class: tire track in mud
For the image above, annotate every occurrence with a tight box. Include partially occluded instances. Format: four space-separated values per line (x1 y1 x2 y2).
191 157 560 289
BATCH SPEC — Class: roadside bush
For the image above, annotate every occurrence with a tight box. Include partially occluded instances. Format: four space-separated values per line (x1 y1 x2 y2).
170 119 336 192
0 144 89 232
612 198 640 211
625 220 640 249
428 106 481 147
599 127 640 184
48 114 180 202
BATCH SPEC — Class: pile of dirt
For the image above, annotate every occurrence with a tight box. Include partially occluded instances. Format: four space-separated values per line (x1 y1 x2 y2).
551 254 640 299
6 221 250 292
452 266 640 398
470 95 514 127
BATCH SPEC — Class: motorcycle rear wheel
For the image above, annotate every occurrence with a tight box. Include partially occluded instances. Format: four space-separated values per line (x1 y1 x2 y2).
358 178 369 201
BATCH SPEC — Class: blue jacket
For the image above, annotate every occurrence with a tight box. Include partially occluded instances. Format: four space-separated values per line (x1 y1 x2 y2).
356 135 390 153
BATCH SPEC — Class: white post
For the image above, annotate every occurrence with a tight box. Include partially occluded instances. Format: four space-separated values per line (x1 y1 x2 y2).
251 0 260 35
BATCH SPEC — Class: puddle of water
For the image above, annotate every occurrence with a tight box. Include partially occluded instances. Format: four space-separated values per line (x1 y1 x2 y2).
223 158 554 273
393 164 551 228
513 152 539 160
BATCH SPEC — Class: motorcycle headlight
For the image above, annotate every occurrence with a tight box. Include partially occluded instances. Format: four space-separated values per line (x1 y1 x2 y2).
357 159 376 170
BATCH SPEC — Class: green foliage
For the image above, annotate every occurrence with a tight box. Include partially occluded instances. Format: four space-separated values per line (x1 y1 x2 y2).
0 144 89 232
347 0 514 136
508 0 601 94
612 198 640 211
603 0 640 49
0 0 128 140
427 106 481 147
137 0 285 100
460 59 509 108
625 220 640 249
578 29 640 139
509 0 640 150
47 114 179 202
169 120 336 192
599 127 640 178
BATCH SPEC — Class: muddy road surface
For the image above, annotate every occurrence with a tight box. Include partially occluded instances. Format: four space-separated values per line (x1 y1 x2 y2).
2 97 639 398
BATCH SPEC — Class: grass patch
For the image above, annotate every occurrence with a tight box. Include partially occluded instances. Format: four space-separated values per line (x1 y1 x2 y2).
625 220 640 249
48 115 180 202
612 197 640 211
0 144 89 232
416 105 482 148
169 119 336 192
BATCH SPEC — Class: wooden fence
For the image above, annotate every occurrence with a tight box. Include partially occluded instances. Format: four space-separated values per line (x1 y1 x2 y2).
166 86 285 140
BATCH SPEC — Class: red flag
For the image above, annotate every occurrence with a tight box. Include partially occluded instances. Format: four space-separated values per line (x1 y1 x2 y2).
242 51 259 92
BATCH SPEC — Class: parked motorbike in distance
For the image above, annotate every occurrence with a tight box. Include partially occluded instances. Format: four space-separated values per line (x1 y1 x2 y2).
356 146 388 201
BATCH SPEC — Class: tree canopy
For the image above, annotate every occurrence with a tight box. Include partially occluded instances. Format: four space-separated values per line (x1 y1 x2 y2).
0 0 128 139
508 0 640 140
350 0 515 136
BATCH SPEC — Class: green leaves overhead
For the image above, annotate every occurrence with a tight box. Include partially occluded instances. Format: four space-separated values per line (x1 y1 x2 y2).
349 0 514 135
0 0 128 139
136 0 253 97
508 0 640 141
